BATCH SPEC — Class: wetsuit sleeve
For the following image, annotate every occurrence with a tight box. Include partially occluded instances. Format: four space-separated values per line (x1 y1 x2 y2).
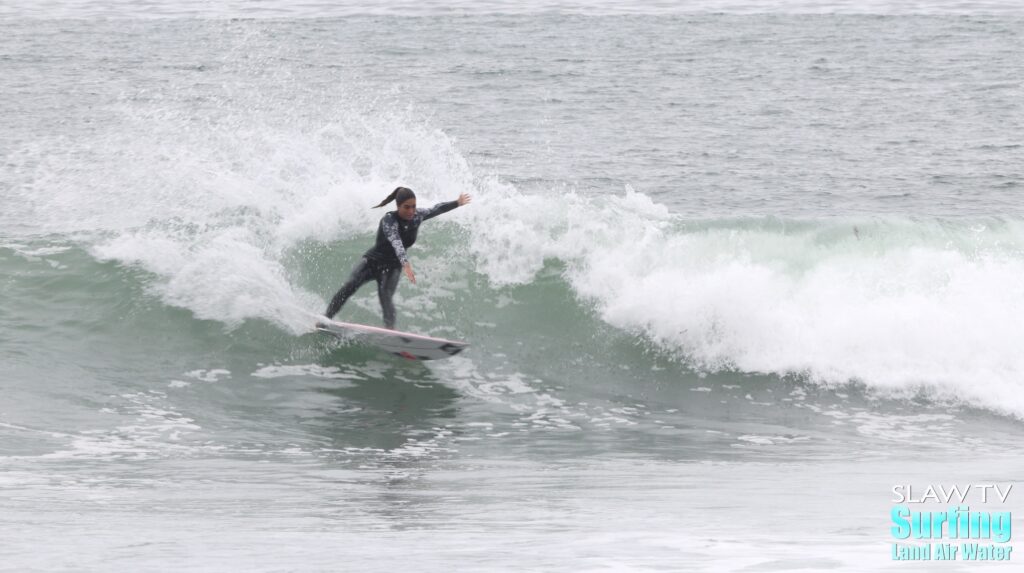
418 200 459 222
381 213 409 266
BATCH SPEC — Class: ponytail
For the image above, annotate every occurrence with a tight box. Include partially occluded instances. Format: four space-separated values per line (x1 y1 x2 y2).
373 186 416 209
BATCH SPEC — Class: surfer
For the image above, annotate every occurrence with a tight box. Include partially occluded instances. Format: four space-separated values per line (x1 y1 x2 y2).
323 187 471 329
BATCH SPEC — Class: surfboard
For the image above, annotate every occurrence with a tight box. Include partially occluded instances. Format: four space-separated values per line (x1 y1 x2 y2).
315 318 468 361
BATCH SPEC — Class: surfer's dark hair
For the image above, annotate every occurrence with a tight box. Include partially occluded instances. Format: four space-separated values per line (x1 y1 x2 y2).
373 186 416 208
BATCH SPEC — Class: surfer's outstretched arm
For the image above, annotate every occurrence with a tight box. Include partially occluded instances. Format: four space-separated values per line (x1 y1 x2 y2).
419 193 472 221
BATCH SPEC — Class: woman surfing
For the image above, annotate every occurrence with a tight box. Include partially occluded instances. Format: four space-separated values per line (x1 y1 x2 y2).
322 186 471 330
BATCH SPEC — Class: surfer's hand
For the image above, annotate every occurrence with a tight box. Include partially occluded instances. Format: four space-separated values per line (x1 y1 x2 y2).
457 193 471 206
404 262 416 284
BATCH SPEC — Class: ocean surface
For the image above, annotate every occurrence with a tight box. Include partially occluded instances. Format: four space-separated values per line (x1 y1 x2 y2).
3 1 1024 571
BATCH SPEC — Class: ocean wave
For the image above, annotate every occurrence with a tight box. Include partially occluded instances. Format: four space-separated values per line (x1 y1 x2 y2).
7 80 1024 419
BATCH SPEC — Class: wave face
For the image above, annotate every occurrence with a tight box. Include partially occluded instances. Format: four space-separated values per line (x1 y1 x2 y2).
8 115 1024 418
3 15 1024 420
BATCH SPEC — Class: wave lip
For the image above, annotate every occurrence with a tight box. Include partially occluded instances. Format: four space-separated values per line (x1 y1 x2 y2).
559 216 1024 417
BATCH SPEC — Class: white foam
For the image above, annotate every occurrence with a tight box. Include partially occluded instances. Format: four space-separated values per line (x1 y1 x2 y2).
185 369 232 383
462 181 1024 417
584 222 1024 417
21 89 475 334
251 364 365 380
42 392 202 460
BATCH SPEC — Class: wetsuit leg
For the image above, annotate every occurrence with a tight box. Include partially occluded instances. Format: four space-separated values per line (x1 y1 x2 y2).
325 258 376 319
376 266 402 329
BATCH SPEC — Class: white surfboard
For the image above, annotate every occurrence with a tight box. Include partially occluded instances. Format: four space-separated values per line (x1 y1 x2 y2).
315 318 468 361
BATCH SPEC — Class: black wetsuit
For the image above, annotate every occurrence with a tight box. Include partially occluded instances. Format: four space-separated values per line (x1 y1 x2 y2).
325 200 459 329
